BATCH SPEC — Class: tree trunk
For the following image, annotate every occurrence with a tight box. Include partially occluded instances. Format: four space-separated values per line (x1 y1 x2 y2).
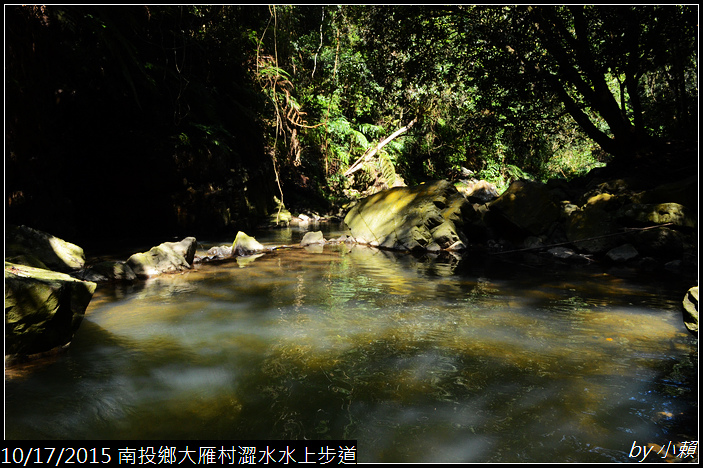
529 6 651 158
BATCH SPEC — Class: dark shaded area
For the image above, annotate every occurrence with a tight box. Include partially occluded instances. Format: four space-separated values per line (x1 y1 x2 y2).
6 6 277 248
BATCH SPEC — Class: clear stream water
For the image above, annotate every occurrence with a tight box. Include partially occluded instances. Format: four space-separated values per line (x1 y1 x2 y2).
4 225 698 462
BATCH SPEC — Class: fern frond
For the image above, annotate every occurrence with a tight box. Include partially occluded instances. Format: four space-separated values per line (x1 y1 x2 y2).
377 150 396 187
329 143 350 166
351 129 370 150
358 123 384 139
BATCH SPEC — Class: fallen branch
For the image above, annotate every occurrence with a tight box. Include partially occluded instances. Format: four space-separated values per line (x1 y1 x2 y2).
343 118 417 177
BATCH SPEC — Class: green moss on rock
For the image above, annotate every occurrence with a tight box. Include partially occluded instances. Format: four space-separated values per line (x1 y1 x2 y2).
5 262 96 356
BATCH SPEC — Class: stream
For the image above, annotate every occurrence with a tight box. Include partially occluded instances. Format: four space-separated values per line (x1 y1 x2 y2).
4 224 698 462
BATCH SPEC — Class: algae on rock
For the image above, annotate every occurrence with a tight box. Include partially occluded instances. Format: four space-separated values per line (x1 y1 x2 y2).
5 262 96 356
344 180 471 251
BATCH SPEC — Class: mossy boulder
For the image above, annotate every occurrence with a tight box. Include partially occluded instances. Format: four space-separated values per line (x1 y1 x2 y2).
5 262 96 356
344 180 470 251
565 205 621 254
126 237 197 277
6 225 86 272
617 203 695 228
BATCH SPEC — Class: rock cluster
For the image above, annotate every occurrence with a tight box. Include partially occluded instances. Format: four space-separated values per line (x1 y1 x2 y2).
476 174 697 269
6 166 696 356
342 174 696 269
340 173 697 335
5 226 199 357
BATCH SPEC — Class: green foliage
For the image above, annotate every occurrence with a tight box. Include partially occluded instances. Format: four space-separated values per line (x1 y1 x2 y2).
7 4 697 235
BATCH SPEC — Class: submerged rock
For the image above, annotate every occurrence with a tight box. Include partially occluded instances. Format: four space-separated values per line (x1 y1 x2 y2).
5 262 96 356
344 180 470 251
126 237 197 277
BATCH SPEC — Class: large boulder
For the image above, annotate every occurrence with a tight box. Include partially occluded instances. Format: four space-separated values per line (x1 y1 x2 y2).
627 226 690 257
638 176 697 211
126 237 197 277
344 180 470 251
5 225 86 272
5 262 96 356
487 180 561 237
564 193 623 254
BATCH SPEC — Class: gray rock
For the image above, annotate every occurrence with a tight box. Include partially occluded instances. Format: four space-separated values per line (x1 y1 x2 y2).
301 231 325 246
126 237 197 277
547 247 591 263
606 244 639 263
207 245 233 258
88 261 137 282
547 247 577 259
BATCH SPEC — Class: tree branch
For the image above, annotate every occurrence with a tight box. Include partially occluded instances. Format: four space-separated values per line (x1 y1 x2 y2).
343 118 417 177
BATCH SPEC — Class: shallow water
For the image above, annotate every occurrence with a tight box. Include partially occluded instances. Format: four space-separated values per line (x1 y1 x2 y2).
5 225 698 462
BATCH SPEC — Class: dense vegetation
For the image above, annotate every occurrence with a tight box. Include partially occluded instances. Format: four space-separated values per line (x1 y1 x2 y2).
6 5 697 244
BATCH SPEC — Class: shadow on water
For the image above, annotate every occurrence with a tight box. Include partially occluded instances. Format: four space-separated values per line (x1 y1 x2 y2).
5 237 697 462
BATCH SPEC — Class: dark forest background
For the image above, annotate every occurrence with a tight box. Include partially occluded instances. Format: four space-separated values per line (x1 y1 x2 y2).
5 6 697 247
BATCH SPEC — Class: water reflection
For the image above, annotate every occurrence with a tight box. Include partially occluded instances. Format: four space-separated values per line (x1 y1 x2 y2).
5 235 697 462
